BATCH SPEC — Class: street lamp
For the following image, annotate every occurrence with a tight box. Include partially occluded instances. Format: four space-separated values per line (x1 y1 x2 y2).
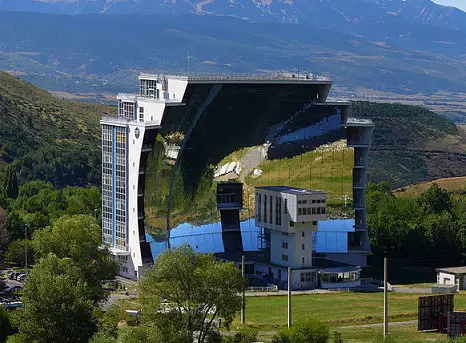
94 208 99 222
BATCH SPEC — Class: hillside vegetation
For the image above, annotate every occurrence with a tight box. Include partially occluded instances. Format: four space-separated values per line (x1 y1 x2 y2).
352 101 466 188
0 71 109 186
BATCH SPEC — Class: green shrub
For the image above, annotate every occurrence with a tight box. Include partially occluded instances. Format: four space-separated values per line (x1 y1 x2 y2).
222 327 258 343
272 317 329 343
332 331 343 343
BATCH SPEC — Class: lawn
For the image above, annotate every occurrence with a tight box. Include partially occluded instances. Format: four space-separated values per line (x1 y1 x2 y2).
234 291 466 331
337 324 448 343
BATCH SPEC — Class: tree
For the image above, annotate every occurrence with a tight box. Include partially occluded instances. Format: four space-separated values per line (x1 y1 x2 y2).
17 254 97 343
138 245 244 343
272 317 329 343
4 239 33 266
0 306 14 343
0 207 11 252
2 164 18 199
32 215 117 303
418 183 452 214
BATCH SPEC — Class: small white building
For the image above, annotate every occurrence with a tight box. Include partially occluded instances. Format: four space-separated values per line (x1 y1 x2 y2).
254 186 326 289
436 266 466 290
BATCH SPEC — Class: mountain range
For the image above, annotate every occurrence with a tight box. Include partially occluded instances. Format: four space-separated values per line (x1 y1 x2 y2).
0 0 465 96
1 0 465 29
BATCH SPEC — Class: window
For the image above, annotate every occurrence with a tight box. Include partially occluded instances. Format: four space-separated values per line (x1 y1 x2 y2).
269 196 273 224
322 208 326 214
284 198 288 214
302 244 305 250
139 107 144 122
298 208 303 215
264 195 267 223
282 232 288 236
275 197 282 225
313 221 317 225
257 194 262 221
282 241 288 249
301 272 311 282
301 257 305 264
282 254 289 262
317 207 321 215
289 221 294 227
312 208 316 215
301 231 305 237
312 200 316 204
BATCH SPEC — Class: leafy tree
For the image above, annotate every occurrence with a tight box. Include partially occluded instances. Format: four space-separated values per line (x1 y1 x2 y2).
4 239 33 266
272 317 329 343
2 164 18 199
138 245 244 343
89 332 117 343
0 207 11 252
63 186 101 217
96 301 137 337
0 306 14 343
17 254 97 343
418 183 452 214
32 215 117 303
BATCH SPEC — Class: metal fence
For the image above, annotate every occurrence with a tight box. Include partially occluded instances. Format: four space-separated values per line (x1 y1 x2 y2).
246 285 278 292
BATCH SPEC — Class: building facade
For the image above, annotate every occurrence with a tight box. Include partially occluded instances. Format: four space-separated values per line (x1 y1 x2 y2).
101 75 188 279
254 186 326 289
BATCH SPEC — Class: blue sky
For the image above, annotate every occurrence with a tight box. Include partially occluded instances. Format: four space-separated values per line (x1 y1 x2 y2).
432 0 466 11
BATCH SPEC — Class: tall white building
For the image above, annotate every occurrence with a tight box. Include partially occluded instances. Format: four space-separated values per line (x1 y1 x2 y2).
254 186 327 289
101 74 188 279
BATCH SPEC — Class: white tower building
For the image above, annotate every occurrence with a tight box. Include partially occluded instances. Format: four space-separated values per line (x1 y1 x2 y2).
254 186 327 289
101 74 188 279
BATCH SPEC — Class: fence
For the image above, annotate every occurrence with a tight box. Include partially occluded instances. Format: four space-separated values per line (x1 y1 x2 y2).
246 285 278 292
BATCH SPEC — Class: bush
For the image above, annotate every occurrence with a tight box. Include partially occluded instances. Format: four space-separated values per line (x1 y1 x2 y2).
332 331 343 343
0 307 14 343
222 327 258 343
272 317 329 343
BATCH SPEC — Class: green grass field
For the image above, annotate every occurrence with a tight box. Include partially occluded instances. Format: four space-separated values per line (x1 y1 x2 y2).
234 292 466 330
229 291 466 342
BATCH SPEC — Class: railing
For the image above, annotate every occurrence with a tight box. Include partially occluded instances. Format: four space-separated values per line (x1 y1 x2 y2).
246 285 278 292
169 72 331 81
101 116 161 127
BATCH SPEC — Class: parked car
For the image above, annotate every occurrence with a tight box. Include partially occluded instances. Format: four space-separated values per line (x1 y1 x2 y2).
2 286 22 296
14 273 25 281
7 271 23 280
17 274 27 282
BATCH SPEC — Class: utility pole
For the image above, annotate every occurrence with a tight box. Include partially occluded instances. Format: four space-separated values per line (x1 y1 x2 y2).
288 267 292 328
241 255 246 325
384 257 388 338
94 208 98 222
25 224 28 270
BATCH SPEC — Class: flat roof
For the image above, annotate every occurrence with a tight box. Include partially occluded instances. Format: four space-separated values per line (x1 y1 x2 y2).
255 186 326 196
138 73 332 85
436 266 466 275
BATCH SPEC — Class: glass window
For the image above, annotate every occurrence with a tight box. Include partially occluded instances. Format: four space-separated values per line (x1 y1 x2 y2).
282 241 288 249
302 244 305 250
284 199 288 214
282 254 288 262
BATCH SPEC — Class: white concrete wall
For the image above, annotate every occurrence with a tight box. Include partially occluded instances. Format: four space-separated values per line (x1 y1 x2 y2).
126 123 146 279
167 77 188 101
136 99 166 124
438 272 456 286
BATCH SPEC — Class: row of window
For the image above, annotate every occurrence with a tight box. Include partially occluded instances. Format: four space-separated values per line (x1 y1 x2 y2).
282 241 306 251
297 207 326 215
281 255 307 265
256 194 287 224
298 199 326 204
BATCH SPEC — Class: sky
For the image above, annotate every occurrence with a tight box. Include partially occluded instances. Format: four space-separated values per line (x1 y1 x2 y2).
432 0 466 12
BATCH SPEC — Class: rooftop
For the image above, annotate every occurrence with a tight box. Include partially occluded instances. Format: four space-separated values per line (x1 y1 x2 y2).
255 186 326 196
436 266 466 275
138 72 332 84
